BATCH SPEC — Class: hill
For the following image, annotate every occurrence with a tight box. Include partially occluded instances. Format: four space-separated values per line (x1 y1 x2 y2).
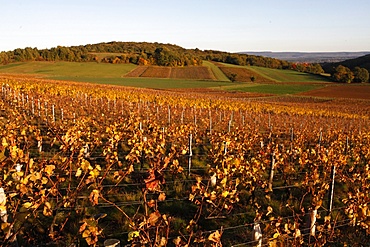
0 41 325 75
321 54 370 74
239 51 370 63
0 41 336 95
1 60 369 99
0 61 329 84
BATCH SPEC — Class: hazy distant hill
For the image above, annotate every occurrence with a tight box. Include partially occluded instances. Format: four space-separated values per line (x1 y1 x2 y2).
321 54 370 74
239 51 370 63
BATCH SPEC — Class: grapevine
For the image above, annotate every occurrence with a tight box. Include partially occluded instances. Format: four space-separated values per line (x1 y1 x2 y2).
0 75 369 246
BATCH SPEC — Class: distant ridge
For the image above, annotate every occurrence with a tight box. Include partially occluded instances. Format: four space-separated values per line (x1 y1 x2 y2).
239 51 370 63
322 54 370 74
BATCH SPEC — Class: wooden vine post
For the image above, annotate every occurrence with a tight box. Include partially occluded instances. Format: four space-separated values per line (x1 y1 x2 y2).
181 107 184 124
168 105 171 125
268 152 276 192
309 208 317 238
0 188 7 224
103 239 120 247
209 109 212 134
327 165 336 214
290 127 294 150
0 187 18 245
252 222 262 247
52 104 55 123
188 134 193 175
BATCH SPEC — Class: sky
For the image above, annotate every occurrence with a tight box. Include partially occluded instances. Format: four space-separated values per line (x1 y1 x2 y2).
1 0 370 53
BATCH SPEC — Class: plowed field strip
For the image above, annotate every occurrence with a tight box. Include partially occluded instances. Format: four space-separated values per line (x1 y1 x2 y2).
299 84 370 100
141 66 171 78
125 66 148 77
170 67 215 80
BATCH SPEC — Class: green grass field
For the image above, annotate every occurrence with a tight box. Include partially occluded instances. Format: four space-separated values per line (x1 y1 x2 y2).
0 61 331 93
218 62 331 83
248 66 331 82
0 61 232 89
0 61 137 78
202 61 230 81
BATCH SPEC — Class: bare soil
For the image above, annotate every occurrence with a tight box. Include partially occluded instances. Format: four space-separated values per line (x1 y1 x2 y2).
170 66 215 80
125 66 148 77
299 84 370 100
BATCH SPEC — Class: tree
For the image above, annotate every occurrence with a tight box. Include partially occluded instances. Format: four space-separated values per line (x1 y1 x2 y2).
154 47 170 66
307 63 324 75
353 67 369 83
228 73 237 82
225 55 242 65
13 48 25 61
0 52 10 64
332 65 354 83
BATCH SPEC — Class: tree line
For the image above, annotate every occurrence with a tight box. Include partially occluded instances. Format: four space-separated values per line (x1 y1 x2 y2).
0 42 202 67
0 41 325 74
202 50 326 75
322 54 370 83
332 65 369 83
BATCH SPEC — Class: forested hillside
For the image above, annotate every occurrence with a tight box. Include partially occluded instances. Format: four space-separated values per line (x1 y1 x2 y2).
322 54 370 74
321 54 370 83
0 41 324 74
0 42 202 67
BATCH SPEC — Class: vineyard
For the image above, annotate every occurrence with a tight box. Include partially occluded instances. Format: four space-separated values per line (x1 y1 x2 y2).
0 75 369 246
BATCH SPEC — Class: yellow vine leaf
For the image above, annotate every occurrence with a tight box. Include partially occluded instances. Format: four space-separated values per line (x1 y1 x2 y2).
82 229 91 238
75 168 82 177
29 158 34 170
44 165 55 175
128 231 140 241
89 190 100 206
1 137 8 148
81 159 92 171
89 168 100 179
41 177 48 184
24 202 32 209
208 230 221 243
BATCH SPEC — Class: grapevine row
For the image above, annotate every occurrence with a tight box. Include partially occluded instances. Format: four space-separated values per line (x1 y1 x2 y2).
0 75 368 246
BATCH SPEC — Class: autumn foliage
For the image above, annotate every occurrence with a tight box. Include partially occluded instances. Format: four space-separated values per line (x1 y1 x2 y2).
0 75 369 246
